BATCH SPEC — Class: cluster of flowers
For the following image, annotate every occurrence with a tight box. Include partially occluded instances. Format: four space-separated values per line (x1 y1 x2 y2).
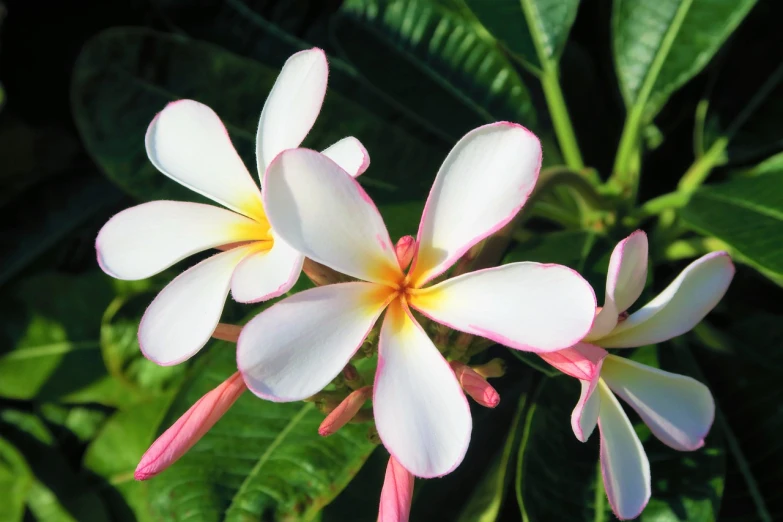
96 49 734 521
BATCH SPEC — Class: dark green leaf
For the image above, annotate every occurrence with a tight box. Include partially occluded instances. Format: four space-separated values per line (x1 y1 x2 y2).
613 0 756 122
464 0 580 73
336 0 538 141
0 272 137 405
84 397 172 522
516 347 725 521
680 171 783 286
71 27 443 205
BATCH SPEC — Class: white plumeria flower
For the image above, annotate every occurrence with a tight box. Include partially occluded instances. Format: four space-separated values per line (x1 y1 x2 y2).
95 48 369 366
540 230 735 520
236 123 598 478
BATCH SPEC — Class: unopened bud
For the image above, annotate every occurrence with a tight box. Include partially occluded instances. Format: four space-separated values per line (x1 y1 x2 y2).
378 457 414 522
471 358 507 379
394 236 416 270
303 258 345 286
343 364 364 389
212 323 242 343
450 361 500 408
319 386 372 436
135 372 246 480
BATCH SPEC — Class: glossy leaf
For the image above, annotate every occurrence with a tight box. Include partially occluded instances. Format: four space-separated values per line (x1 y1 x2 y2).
0 437 31 522
71 27 442 205
146 285 377 521
613 0 757 122
516 347 725 521
0 272 136 405
336 0 538 141
464 0 580 73
680 171 783 286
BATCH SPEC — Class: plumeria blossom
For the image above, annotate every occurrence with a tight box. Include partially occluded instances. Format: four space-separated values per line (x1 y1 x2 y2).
237 122 597 478
95 48 369 365
540 230 734 520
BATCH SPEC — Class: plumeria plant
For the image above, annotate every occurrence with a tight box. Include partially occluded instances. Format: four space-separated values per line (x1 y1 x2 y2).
4 1 774 521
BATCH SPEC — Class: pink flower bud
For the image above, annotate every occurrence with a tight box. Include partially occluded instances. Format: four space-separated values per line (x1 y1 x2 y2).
378 457 414 522
538 342 607 381
318 386 372 436
135 372 246 480
394 236 416 270
450 361 500 408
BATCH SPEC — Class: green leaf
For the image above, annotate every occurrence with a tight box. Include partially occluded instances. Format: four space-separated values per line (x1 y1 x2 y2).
147 328 376 520
680 171 783 286
335 0 538 141
1 409 111 522
0 271 137 405
84 397 172 522
72 27 443 205
0 437 32 522
464 0 580 73
457 389 531 522
516 347 725 521
613 0 756 123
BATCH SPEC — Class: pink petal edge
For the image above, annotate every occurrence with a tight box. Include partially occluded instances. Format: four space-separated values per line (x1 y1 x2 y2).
539 342 608 380
377 457 414 522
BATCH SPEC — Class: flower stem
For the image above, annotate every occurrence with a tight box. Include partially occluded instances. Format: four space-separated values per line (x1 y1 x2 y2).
539 65 585 171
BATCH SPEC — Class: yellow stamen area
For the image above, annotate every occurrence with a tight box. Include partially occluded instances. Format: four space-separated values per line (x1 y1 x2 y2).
240 195 268 225
406 285 444 313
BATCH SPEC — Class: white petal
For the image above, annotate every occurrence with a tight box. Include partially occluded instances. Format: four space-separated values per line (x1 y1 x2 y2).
586 231 649 341
321 137 370 177
410 263 595 353
139 246 254 365
230 233 304 303
256 48 328 173
601 355 714 451
263 148 402 284
408 123 541 286
374 300 471 478
571 377 601 442
598 381 651 521
237 282 390 401
145 100 265 221
599 252 735 348
96 201 264 281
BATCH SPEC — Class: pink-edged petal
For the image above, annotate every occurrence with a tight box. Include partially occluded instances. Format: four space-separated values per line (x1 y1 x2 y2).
135 372 246 480
408 123 541 286
256 48 328 173
378 457 414 522
571 376 601 442
599 252 735 348
230 233 304 303
374 300 471 478
601 355 714 451
237 282 390 401
139 246 254 365
96 201 265 280
586 231 649 340
597 381 651 520
263 148 402 284
410 263 595 353
539 342 607 381
145 100 264 221
321 137 370 177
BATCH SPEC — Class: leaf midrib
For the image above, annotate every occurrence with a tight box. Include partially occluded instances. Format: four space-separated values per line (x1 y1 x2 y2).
1 340 100 360
223 403 315 518
694 190 783 222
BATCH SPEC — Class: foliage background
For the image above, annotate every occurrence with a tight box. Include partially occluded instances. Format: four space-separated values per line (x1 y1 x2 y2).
1 0 782 520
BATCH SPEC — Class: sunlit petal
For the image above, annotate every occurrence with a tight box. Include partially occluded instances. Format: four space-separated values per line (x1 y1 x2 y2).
230 233 304 303
571 376 601 442
409 123 541 286
145 100 264 220
539 342 607 381
410 263 595 353
601 355 714 451
256 48 328 173
263 148 401 284
374 301 471 478
599 252 734 348
322 136 370 177
237 282 391 401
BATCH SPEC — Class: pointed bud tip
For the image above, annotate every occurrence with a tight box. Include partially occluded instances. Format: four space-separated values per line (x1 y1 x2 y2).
482 388 500 408
134 466 155 481
394 236 416 270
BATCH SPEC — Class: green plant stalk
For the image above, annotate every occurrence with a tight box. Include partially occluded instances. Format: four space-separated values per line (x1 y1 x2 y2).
593 460 606 522
540 66 585 171
611 0 695 194
678 137 729 193
634 191 690 220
